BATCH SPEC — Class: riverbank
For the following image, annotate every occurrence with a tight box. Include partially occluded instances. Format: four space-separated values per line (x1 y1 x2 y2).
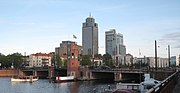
0 69 18 77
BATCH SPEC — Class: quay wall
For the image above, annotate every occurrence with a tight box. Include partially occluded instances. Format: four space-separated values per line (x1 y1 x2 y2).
0 69 18 77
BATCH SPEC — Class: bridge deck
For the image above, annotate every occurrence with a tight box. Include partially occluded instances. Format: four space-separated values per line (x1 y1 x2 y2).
90 69 144 74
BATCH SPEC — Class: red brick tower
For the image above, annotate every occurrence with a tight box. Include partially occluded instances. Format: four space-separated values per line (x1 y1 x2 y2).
67 42 80 78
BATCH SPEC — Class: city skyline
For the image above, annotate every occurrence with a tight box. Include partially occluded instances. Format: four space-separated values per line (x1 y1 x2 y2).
0 0 180 57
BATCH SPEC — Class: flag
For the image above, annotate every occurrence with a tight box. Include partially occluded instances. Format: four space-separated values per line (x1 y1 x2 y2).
73 35 77 39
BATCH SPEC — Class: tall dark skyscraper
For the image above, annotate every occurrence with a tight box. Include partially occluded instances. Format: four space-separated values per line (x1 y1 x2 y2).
82 15 98 55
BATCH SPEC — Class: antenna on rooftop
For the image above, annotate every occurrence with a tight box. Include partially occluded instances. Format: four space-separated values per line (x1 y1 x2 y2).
89 12 91 17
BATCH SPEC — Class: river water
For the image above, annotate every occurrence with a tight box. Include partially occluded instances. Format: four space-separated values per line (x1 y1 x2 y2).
0 78 116 93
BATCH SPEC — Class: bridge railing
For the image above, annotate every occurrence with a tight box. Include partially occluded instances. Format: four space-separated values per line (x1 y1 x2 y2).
147 70 179 93
90 68 176 73
90 68 145 73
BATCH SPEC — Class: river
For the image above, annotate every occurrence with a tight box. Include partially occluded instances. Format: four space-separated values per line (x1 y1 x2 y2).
0 78 116 93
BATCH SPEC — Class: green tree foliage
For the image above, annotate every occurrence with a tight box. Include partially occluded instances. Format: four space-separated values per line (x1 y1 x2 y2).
94 54 103 59
49 52 55 55
56 57 63 68
63 59 67 68
0 52 23 68
51 55 55 67
80 55 91 66
103 53 113 67
52 55 64 68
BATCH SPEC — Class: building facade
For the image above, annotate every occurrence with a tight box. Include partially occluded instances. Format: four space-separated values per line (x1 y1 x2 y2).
147 57 168 68
82 16 98 55
170 55 180 66
66 41 80 78
55 41 82 57
29 53 53 67
105 29 126 65
125 54 133 66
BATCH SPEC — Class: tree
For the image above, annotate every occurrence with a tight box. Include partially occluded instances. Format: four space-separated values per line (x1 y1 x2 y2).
52 55 63 68
94 54 103 59
49 52 55 55
80 55 91 66
0 53 7 68
63 59 67 68
0 53 4 56
51 55 55 67
103 53 113 67
9 53 23 68
56 57 63 68
0 53 23 68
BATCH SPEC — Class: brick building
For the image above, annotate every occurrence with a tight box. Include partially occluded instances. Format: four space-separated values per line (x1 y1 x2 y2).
66 41 80 78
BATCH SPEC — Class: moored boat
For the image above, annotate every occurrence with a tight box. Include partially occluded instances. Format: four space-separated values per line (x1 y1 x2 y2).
106 73 160 93
55 76 74 83
11 76 38 82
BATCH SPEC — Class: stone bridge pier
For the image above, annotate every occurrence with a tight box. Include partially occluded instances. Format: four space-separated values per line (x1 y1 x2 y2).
88 72 114 80
114 72 122 81
21 69 49 79
114 72 143 83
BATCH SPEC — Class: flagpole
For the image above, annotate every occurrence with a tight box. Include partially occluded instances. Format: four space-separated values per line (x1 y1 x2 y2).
73 35 77 43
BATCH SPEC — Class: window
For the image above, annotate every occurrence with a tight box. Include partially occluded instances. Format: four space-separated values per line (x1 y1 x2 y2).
72 53 74 58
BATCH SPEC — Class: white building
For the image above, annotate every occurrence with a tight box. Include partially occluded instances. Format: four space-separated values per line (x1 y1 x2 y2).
90 57 103 66
133 57 169 68
125 54 133 66
148 57 168 68
29 53 53 67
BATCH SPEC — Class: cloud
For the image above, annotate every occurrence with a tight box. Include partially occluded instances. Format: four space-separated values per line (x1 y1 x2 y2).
159 30 180 48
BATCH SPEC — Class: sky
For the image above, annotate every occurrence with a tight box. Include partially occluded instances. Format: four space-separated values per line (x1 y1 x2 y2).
0 0 180 58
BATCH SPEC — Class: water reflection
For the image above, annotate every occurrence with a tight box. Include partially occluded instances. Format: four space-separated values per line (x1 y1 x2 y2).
0 78 116 93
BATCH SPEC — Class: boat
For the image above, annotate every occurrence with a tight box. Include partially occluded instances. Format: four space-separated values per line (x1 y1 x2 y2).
11 76 38 82
107 73 160 93
139 74 160 93
55 76 74 83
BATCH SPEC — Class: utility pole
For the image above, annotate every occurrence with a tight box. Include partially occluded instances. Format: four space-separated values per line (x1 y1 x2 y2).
139 49 141 83
168 45 170 67
155 40 157 71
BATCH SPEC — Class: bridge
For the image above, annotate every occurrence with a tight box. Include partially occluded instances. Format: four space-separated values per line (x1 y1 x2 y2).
19 66 176 82
82 68 175 82
19 67 49 79
19 67 67 79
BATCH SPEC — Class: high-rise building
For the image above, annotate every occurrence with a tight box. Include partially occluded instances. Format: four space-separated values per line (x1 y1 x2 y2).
105 29 126 65
82 15 98 55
